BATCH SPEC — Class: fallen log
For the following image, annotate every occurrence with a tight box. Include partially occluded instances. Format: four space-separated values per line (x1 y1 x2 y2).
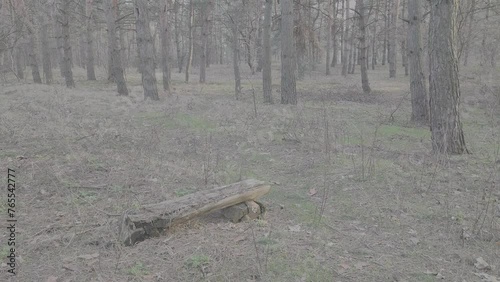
119 179 271 245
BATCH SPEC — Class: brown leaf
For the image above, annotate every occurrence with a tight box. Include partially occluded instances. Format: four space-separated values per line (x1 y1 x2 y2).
340 263 350 269
78 253 99 260
46 276 58 282
308 187 317 196
354 261 370 270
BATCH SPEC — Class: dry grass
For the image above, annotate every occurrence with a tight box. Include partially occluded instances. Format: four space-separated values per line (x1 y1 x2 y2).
0 63 499 281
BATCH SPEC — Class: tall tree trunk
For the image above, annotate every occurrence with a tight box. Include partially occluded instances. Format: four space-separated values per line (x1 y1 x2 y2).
388 0 399 78
331 0 337 68
135 0 159 100
60 0 75 88
106 0 128 95
356 0 370 93
28 31 41 83
174 0 183 73
231 21 241 100
85 0 96 80
462 0 475 66
281 0 297 104
401 0 408 76
371 0 379 70
14 15 24 79
341 0 349 76
262 0 273 104
39 10 53 84
185 0 193 82
54 11 64 77
407 0 428 124
255 6 263 73
326 0 332 75
160 0 172 91
199 0 213 83
428 0 468 154
295 0 306 80
382 0 389 65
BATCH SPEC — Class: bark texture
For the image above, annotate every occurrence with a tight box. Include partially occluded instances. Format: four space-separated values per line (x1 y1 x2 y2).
356 0 370 93
428 0 468 154
407 0 428 124
262 0 273 104
60 0 74 88
388 0 400 78
85 0 96 80
281 0 297 104
106 0 128 95
160 0 172 91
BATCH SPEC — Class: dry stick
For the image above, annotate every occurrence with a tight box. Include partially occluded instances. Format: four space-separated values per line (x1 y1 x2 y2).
388 91 411 122
250 224 263 277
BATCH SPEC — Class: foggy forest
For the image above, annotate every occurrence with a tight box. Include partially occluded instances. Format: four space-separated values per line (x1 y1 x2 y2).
0 0 499 281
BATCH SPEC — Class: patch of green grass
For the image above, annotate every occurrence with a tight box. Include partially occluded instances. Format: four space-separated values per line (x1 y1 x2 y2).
175 188 195 197
136 112 215 131
378 125 430 139
267 252 335 281
257 237 278 245
126 262 148 276
185 255 210 269
0 150 16 158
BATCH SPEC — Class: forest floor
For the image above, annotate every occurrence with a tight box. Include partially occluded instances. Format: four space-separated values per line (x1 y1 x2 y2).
0 63 499 282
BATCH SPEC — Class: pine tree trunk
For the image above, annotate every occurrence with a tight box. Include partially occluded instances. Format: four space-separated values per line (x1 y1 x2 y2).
341 0 349 76
262 0 273 104
160 0 172 91
28 32 41 83
326 0 332 75
106 0 128 95
372 0 379 70
60 0 75 88
388 0 399 78
281 0 297 105
85 0 96 80
39 11 53 84
255 7 263 73
407 0 428 124
185 0 193 82
382 0 389 65
401 0 408 76
428 0 468 154
135 0 159 100
199 0 213 83
356 0 370 93
231 22 241 100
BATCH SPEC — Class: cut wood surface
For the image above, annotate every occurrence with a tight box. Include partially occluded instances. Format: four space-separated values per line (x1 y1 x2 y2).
119 179 270 245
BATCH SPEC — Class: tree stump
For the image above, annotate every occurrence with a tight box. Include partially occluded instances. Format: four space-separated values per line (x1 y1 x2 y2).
119 179 270 245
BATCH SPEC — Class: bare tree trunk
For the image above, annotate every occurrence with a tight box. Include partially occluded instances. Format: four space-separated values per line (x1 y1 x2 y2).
331 0 338 68
106 0 128 95
382 0 389 65
59 0 75 88
372 0 379 70
341 0 349 76
199 0 213 83
326 0 332 75
262 0 273 104
85 0 96 80
28 31 41 83
231 21 241 100
174 0 183 73
14 15 24 79
428 0 468 154
462 0 475 66
135 0 159 100
295 0 306 80
348 18 356 74
356 0 370 93
401 0 408 76
255 5 263 73
281 0 297 104
388 0 399 78
39 10 53 84
160 0 172 92
407 0 428 124
185 0 193 83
